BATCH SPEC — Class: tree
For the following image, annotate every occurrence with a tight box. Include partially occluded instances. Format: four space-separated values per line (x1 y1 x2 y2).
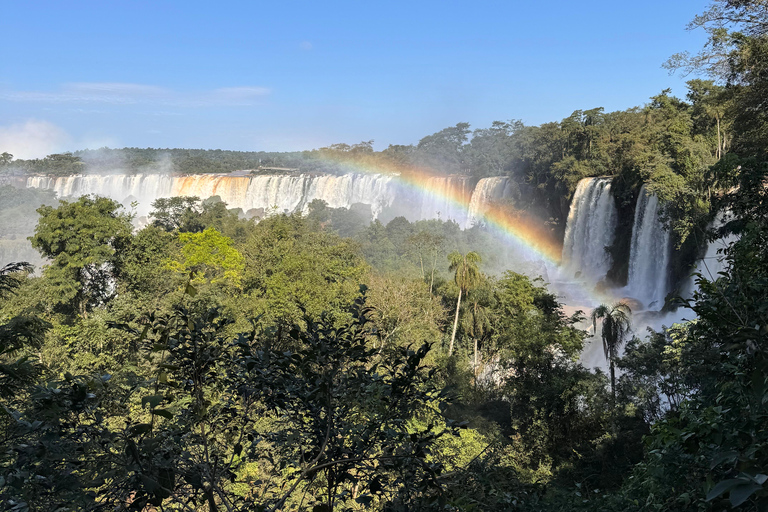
166 227 245 288
591 301 632 403
406 230 445 294
416 123 471 173
459 277 493 382
0 262 43 398
149 195 202 232
687 79 732 159
447 251 482 356
30 195 133 317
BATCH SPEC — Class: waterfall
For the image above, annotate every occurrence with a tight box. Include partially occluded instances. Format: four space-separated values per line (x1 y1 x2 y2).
465 177 514 228
681 212 738 298
417 176 473 225
26 175 174 217
626 185 671 309
561 177 617 283
25 173 398 220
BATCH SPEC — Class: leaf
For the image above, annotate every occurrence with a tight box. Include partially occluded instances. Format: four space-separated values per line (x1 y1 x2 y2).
152 409 174 420
141 395 164 409
355 495 374 506
128 423 152 437
729 482 763 507
710 450 739 469
140 474 159 493
185 282 198 297
707 479 742 501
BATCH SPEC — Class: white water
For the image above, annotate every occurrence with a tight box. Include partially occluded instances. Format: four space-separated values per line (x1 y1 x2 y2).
26 174 400 219
417 176 474 225
465 177 516 228
560 177 617 284
626 185 671 310
681 212 739 299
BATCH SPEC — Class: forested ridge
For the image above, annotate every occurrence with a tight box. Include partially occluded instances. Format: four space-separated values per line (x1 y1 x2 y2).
2 0 768 510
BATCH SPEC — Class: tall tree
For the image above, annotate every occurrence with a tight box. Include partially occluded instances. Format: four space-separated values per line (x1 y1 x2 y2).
30 195 133 317
591 301 632 403
447 251 482 355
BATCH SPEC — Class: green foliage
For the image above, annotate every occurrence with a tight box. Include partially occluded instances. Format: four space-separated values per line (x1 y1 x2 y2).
238 213 368 332
30 195 133 316
149 195 203 232
447 251 482 355
166 227 245 287
591 301 632 403
0 292 462 511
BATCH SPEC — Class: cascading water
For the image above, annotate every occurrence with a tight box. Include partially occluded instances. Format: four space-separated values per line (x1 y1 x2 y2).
626 185 671 310
417 176 474 225
465 177 515 228
681 212 738 299
25 173 399 220
560 177 617 283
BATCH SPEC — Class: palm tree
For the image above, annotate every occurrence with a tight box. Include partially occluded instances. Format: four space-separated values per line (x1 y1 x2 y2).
461 288 492 386
448 251 482 355
591 301 632 403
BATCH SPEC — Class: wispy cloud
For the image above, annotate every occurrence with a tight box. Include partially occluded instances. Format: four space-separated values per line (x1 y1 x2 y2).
1 82 271 107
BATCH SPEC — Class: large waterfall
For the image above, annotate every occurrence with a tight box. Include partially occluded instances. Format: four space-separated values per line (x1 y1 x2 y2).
26 174 399 219
626 185 671 309
560 177 617 283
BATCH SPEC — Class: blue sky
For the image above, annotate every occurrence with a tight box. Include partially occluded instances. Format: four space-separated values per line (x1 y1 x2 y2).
1 0 710 158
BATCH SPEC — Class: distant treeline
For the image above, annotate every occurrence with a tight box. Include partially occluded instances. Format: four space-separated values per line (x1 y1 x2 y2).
0 83 733 241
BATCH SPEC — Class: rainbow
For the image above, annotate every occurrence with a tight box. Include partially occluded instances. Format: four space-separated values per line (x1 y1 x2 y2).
305 153 621 308
308 153 564 265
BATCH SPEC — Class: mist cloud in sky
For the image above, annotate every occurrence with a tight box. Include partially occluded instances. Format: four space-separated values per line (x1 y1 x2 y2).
0 120 71 159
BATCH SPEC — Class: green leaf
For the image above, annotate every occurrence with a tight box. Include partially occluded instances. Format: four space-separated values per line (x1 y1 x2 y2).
140 474 160 493
142 394 164 409
355 495 374 506
128 423 152 437
710 450 739 469
152 409 174 420
185 282 198 296
729 482 762 507
707 479 742 501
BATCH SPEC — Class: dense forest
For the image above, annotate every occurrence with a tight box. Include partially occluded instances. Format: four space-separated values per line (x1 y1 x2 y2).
1 0 768 510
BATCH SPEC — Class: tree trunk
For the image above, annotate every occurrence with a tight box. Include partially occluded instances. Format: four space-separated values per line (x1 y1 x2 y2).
430 252 437 295
610 360 616 406
473 338 479 387
716 115 722 160
449 288 462 355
